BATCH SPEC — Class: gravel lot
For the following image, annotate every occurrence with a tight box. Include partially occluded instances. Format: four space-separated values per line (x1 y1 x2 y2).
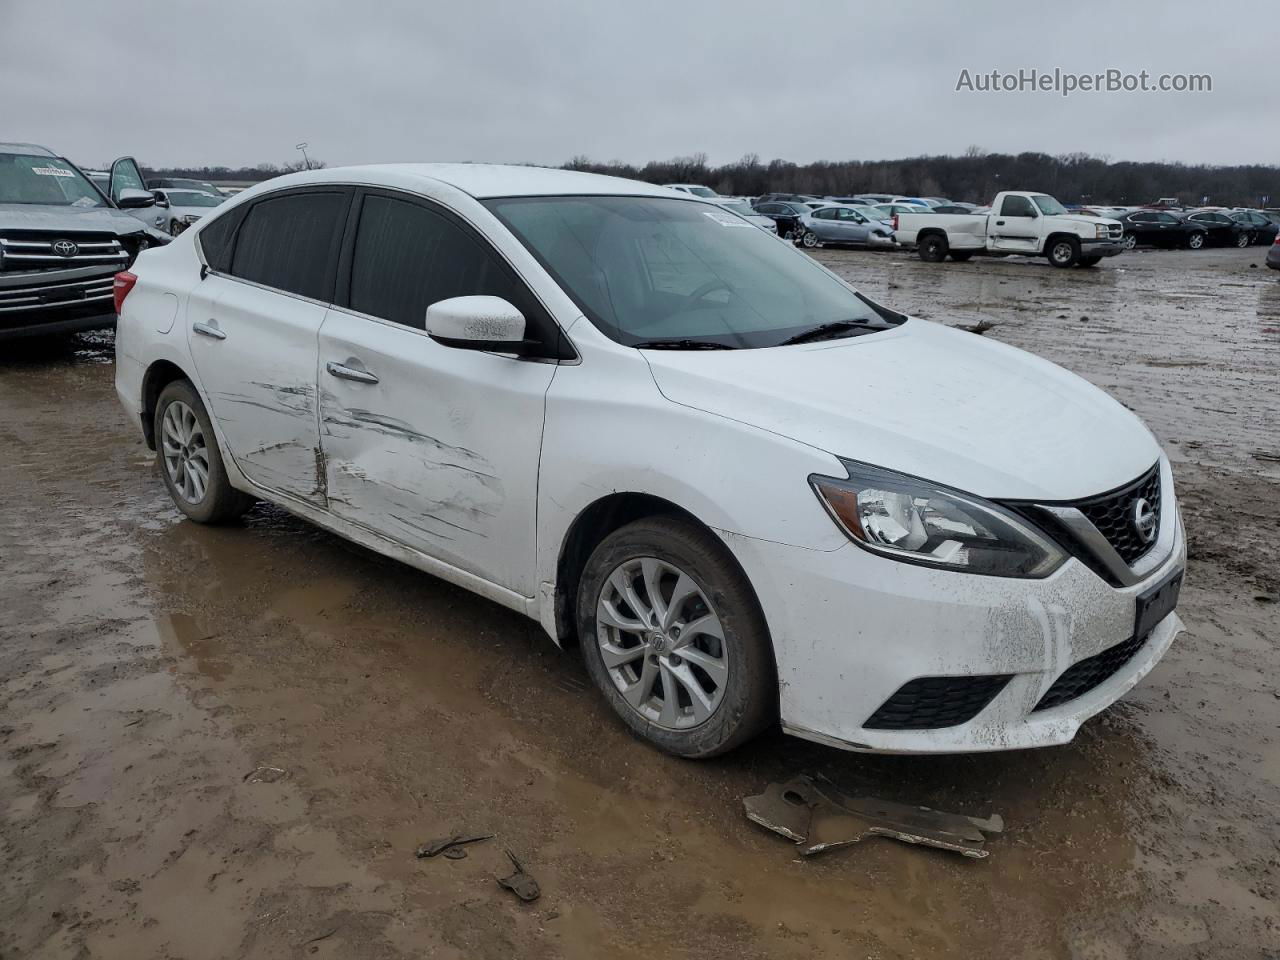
2 245 1277 959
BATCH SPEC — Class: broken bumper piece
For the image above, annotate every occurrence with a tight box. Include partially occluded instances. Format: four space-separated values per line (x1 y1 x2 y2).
744 775 1003 859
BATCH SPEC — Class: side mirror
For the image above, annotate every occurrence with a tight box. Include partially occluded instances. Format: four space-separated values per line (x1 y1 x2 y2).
425 296 533 354
153 193 170 208
117 188 156 209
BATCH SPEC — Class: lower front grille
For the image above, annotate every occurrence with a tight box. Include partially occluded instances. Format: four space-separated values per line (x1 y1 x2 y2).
0 273 116 315
1033 633 1148 711
864 674 1012 730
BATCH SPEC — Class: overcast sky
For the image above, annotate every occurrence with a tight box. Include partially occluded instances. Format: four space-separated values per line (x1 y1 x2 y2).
2 0 1272 170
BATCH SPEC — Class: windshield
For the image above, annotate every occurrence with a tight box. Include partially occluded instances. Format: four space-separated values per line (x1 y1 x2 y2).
854 206 887 221
685 186 717 198
1032 195 1068 216
167 190 222 207
485 195 901 349
0 153 106 207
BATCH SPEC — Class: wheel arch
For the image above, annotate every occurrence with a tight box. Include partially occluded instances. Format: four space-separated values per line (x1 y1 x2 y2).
552 492 766 654
140 358 194 449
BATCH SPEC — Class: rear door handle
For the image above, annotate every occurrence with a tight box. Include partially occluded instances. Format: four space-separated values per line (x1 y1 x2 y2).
192 320 226 340
326 360 379 385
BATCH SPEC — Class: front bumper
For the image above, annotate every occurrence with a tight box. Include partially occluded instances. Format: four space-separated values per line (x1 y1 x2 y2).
1080 237 1125 258
866 233 897 248
724 494 1186 754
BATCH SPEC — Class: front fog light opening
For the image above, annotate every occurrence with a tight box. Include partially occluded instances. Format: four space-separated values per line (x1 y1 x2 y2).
811 461 1066 578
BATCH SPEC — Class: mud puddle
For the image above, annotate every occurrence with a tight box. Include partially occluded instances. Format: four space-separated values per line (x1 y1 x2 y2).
2 249 1278 959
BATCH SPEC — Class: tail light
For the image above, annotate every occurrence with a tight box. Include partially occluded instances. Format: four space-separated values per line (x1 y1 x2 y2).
113 271 138 314
892 214 899 231
1273 232 1280 245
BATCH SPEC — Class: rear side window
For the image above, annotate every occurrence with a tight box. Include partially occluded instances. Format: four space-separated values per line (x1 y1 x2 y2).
197 206 245 273
229 191 346 301
347 194 534 332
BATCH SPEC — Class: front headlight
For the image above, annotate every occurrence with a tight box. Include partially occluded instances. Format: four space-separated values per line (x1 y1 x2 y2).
1095 224 1108 238
810 460 1066 578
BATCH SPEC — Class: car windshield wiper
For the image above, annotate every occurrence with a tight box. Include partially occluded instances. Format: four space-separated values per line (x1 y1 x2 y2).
778 319 881 346
631 339 735 350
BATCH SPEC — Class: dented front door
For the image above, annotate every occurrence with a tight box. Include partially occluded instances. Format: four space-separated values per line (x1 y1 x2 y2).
186 274 326 504
316 308 554 596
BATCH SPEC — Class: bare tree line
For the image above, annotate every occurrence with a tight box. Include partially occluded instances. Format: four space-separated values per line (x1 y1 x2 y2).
140 148 1279 206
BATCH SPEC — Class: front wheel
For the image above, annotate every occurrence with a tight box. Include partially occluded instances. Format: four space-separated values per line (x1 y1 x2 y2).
1048 236 1080 268
918 234 948 262
1122 233 1138 250
1235 232 1251 248
1187 232 1205 250
577 516 775 758
801 230 820 248
154 380 253 524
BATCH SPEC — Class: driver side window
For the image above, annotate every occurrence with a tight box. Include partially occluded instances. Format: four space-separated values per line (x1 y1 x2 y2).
1000 195 1036 218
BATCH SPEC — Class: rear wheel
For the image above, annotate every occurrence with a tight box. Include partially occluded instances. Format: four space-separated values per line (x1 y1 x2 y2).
948 251 973 262
918 234 948 262
154 380 253 524
1048 236 1080 268
1235 232 1251 248
1187 232 1205 250
577 516 775 758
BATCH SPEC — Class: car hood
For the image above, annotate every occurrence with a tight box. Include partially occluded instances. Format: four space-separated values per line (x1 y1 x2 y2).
1057 213 1123 229
0 202 166 238
643 318 1160 501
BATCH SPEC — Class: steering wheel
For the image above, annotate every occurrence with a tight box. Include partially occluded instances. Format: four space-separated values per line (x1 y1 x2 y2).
688 278 730 301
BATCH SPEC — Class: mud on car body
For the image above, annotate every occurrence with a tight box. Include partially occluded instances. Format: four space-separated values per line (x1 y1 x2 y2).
114 165 1185 758
0 144 168 341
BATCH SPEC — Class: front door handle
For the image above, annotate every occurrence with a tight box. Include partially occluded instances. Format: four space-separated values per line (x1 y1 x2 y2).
192 320 226 340
326 360 379 385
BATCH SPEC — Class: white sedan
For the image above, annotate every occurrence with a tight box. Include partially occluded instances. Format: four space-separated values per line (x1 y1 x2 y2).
113 164 1185 757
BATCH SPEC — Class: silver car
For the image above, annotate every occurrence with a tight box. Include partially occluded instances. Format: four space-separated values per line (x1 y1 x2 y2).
799 204 896 249
149 188 225 235
715 199 779 234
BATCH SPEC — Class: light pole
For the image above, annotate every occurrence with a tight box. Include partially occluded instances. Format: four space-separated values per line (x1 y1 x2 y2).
295 142 312 171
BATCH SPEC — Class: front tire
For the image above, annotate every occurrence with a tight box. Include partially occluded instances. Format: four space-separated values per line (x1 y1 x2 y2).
1187 232 1205 250
154 380 253 524
1122 233 1138 250
1048 236 1080 268
1235 232 1251 248
577 516 775 758
918 234 948 262
801 230 820 248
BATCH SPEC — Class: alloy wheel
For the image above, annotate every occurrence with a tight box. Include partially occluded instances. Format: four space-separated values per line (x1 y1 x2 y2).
1188 233 1204 249
161 400 209 504
595 557 728 730
1052 241 1074 264
1123 234 1137 250
1236 232 1250 248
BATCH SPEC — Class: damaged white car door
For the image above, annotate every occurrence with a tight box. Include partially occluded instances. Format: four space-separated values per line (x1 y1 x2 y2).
315 190 558 595
187 187 352 504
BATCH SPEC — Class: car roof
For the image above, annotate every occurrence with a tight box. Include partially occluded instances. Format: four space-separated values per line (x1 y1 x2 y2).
0 142 57 157
267 163 682 200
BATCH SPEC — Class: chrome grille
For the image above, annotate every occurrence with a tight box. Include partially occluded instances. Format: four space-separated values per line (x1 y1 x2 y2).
1077 465 1161 566
0 273 116 313
0 232 129 269
1106 223 1123 240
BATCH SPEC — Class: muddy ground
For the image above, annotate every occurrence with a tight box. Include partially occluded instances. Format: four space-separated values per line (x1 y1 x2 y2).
2 245 1277 960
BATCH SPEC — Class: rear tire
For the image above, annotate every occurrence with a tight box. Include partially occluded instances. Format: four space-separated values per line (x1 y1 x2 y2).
154 380 253 524
1048 236 1080 268
1235 232 1250 248
918 234 948 262
577 516 775 759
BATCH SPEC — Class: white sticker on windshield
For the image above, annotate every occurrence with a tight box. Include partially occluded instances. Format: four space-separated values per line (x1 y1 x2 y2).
71 196 97 207
32 166 76 178
703 210 755 228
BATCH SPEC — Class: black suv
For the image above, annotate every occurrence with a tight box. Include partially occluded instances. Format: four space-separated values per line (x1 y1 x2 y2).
1 144 169 340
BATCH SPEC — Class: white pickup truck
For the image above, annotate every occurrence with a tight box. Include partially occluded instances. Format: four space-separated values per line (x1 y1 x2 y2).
894 191 1125 267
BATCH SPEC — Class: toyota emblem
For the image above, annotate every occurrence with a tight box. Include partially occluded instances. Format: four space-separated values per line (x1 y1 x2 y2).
1131 497 1157 543
52 239 79 258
